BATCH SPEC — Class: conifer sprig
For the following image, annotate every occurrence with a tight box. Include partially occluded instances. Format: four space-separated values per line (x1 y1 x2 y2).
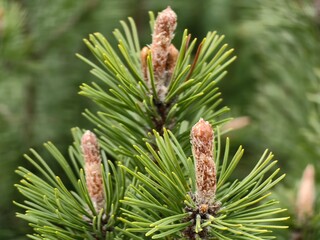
15 128 125 240
119 122 288 239
77 9 235 161
14 7 288 240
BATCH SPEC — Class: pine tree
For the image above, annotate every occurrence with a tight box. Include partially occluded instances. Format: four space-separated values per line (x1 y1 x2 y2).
15 7 288 239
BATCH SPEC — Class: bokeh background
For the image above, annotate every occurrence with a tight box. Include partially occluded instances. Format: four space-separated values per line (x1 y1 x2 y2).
1 0 319 239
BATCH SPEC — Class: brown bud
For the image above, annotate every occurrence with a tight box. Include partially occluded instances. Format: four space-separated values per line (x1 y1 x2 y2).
81 130 105 213
149 6 178 101
221 116 251 132
153 6 177 41
166 44 179 79
191 119 216 204
296 164 315 223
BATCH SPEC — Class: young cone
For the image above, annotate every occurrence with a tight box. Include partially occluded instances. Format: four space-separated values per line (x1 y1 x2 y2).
141 6 179 101
81 130 105 213
191 118 216 205
296 164 316 223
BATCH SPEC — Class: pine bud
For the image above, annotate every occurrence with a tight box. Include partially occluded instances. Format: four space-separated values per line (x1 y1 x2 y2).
166 44 179 81
81 130 105 213
141 7 178 101
221 116 251 132
191 119 216 204
151 6 177 80
296 164 315 223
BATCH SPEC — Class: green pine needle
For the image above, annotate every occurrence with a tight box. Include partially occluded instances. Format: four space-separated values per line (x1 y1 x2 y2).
14 8 289 240
15 128 125 239
119 128 288 239
77 14 235 163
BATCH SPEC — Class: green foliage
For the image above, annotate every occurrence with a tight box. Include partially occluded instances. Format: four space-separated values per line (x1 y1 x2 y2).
231 0 320 238
270 183 320 240
14 5 288 240
0 1 30 238
0 0 26 59
78 14 235 161
15 128 125 240
15 127 288 240
120 129 287 239
0 1 133 238
238 0 320 177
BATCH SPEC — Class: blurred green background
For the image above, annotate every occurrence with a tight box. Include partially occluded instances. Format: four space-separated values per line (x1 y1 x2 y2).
1 0 319 239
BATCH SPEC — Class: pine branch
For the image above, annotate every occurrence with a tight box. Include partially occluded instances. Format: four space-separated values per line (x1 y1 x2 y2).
119 121 288 240
14 7 288 240
77 9 235 162
15 128 126 239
